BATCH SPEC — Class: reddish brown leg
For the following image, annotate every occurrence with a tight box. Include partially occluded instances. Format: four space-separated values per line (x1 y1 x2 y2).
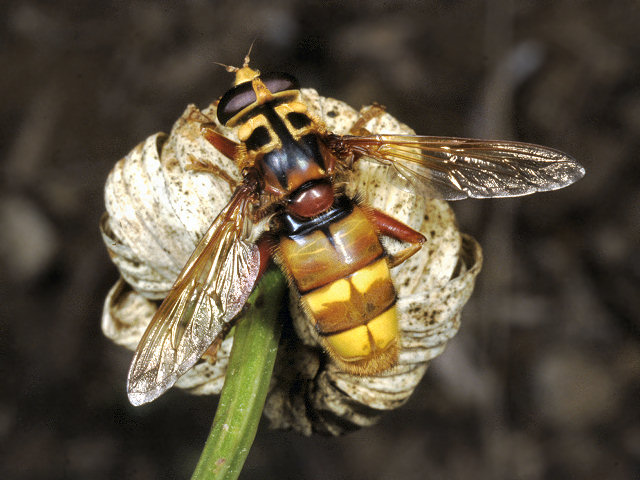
185 107 215 124
201 123 240 160
371 209 426 267
256 234 275 280
186 123 242 190
185 154 239 190
349 104 387 135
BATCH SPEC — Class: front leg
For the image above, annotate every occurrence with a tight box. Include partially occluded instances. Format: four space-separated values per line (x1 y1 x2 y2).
185 123 242 190
370 209 426 268
349 103 387 135
186 154 239 191
201 123 240 160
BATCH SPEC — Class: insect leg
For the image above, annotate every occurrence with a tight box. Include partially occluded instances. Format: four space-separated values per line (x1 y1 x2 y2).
185 154 239 190
201 123 240 160
349 104 387 135
370 209 426 268
256 234 275 279
185 123 243 189
202 329 229 361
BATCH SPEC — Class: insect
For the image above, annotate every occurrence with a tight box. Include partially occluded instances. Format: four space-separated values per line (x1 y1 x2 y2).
126 54 585 406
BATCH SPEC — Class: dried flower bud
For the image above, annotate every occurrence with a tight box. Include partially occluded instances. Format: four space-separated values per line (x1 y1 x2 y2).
101 89 482 434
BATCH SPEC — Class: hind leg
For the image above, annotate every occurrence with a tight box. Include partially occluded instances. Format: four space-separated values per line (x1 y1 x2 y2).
370 208 426 267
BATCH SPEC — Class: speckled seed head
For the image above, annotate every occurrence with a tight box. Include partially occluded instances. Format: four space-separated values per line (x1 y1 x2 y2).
101 89 482 435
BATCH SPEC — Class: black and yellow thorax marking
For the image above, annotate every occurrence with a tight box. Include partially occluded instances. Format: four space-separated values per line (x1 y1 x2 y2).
238 102 327 196
237 101 318 154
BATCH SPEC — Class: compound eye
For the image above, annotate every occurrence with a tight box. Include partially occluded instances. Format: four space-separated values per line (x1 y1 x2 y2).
216 72 300 126
217 82 256 125
260 72 299 95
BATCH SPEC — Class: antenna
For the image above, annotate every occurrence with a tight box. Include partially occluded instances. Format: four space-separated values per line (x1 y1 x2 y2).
214 40 257 73
214 61 238 73
243 39 256 67
215 42 260 85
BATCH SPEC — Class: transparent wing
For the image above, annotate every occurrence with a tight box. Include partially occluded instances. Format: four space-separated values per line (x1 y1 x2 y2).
327 134 585 200
127 183 260 406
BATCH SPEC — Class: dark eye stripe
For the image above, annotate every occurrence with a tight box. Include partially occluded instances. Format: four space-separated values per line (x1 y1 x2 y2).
245 126 271 151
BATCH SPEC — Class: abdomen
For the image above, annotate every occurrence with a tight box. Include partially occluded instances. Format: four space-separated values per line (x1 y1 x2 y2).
277 196 399 374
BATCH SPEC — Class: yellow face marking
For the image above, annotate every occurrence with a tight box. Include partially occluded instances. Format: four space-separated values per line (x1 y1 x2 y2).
366 306 398 351
326 325 371 360
304 279 351 316
350 259 389 294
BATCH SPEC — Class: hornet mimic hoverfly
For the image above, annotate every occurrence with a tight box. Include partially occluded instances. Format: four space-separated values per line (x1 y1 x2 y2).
126 55 585 406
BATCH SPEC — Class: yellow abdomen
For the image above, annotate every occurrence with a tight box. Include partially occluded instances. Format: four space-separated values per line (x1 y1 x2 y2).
278 204 398 374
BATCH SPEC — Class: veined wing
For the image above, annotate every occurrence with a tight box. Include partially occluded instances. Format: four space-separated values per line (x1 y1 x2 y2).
327 134 585 200
127 183 260 406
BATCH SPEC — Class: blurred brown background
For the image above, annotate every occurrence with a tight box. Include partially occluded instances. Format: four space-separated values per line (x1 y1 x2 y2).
1 1 638 479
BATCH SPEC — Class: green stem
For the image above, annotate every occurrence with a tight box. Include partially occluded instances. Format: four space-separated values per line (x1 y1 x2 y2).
191 268 286 480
